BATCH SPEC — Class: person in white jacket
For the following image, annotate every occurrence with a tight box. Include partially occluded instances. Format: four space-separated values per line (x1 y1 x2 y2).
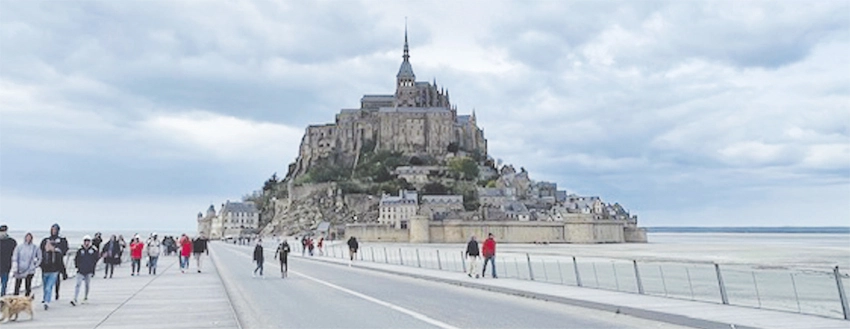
146 234 162 275
12 233 41 296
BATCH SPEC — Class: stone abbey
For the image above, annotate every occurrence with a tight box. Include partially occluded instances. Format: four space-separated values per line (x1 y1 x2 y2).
219 29 648 244
292 29 487 176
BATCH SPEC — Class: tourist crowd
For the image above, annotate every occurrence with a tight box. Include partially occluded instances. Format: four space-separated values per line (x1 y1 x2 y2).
0 223 209 312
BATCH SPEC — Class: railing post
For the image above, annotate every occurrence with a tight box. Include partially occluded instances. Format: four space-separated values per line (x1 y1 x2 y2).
612 262 620 291
633 260 644 295
833 266 849 320
556 260 564 284
416 249 421 268
370 247 375 262
572 256 582 287
399 248 404 266
752 271 762 308
383 247 388 264
592 262 599 287
514 258 521 279
686 267 695 300
460 251 466 273
714 263 729 305
436 250 442 270
526 253 535 281
541 259 548 282
791 273 801 313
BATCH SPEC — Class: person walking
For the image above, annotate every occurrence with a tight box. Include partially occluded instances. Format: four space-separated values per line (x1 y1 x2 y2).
71 235 98 306
117 235 127 265
481 233 497 278
0 225 17 296
274 240 291 278
252 239 264 278
317 237 324 256
300 236 307 256
192 235 209 273
41 242 63 310
465 235 481 278
179 234 192 273
40 224 68 301
12 232 40 297
146 234 161 275
102 235 121 278
307 237 314 257
129 236 143 276
92 232 103 251
347 236 359 266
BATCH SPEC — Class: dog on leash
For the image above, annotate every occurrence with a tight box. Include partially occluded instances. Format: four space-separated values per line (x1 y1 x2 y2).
0 295 35 323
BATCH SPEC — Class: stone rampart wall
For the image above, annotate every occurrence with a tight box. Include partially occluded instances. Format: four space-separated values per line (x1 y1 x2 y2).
346 223 408 242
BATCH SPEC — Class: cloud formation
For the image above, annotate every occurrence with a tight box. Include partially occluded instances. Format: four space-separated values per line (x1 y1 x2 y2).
1 1 847 231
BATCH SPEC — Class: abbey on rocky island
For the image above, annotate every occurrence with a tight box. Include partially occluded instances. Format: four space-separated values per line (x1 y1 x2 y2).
292 28 487 177
209 29 648 244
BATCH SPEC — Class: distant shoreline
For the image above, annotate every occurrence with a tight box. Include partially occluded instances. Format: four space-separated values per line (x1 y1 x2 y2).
648 226 850 234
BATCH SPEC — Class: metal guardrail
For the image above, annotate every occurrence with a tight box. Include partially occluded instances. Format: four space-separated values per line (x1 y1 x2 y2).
291 242 849 320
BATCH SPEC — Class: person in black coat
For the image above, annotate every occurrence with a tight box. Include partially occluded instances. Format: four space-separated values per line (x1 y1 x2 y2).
92 232 103 251
0 225 17 296
40 242 64 310
465 236 480 278
101 235 121 279
252 239 264 278
71 236 99 306
274 241 291 278
347 236 359 266
40 223 68 301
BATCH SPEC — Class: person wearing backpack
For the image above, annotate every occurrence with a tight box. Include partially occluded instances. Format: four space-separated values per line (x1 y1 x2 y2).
274 240 291 278
146 234 161 275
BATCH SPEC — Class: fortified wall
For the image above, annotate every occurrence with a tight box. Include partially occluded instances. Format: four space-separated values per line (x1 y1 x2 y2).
346 216 647 244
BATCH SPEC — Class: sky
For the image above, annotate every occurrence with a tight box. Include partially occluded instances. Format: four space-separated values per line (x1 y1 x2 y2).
0 1 848 232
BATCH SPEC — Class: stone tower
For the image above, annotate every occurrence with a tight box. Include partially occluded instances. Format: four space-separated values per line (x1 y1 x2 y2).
395 25 416 107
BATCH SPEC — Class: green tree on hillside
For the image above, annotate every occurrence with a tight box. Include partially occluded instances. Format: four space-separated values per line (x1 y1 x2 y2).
448 157 479 181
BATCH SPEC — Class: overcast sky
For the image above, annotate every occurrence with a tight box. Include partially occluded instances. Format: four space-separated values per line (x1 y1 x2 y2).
1 1 848 232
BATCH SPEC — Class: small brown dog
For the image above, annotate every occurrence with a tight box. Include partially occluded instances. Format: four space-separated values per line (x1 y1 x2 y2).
0 295 35 323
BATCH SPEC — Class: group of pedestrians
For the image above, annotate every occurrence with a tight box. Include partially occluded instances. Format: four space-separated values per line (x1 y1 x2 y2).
298 236 325 257
0 223 214 314
253 237 296 279
0 223 77 310
178 234 209 274
465 233 498 279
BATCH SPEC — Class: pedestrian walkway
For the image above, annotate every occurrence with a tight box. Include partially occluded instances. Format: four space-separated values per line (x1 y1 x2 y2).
292 244 849 329
5 256 238 329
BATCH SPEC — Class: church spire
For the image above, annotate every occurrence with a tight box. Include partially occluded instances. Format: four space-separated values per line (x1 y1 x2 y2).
396 21 415 79
395 21 416 107
403 22 410 62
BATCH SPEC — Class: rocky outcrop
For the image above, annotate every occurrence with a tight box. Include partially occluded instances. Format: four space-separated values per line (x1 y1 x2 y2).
261 182 380 236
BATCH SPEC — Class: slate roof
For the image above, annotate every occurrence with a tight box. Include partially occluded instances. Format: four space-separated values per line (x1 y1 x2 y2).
222 201 257 214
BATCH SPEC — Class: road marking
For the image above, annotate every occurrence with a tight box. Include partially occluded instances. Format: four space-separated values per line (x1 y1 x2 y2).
291 269 460 329
222 242 459 329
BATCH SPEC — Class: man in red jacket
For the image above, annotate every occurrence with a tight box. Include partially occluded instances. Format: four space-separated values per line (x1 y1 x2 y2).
481 233 497 278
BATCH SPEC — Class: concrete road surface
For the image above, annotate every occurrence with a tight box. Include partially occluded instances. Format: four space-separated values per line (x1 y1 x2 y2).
212 242 693 329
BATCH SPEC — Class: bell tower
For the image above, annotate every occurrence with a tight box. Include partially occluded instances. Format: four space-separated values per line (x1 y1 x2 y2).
395 24 416 107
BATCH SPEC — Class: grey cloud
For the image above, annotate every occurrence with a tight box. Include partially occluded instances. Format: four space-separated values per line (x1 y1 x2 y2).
1 1 847 228
487 2 848 71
